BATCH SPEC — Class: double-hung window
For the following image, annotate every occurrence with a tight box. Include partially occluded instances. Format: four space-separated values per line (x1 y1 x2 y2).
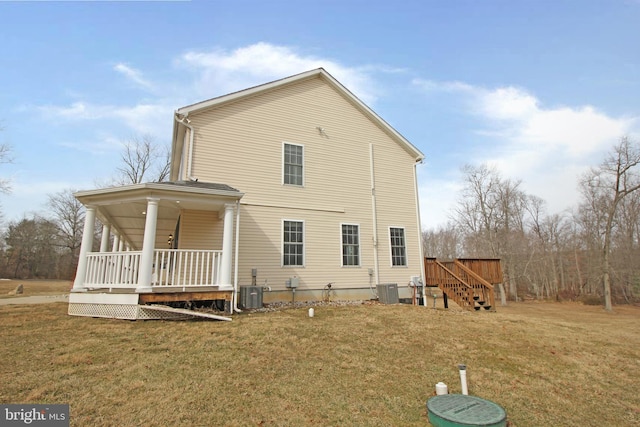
341 224 360 267
283 143 304 186
389 227 407 267
283 220 304 266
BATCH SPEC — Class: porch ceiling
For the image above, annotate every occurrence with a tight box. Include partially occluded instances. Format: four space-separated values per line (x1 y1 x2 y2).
74 181 244 250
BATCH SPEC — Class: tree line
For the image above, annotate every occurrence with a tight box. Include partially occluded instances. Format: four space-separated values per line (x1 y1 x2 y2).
424 136 640 311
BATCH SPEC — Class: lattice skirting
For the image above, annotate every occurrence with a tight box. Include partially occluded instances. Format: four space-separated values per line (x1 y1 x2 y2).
68 303 191 320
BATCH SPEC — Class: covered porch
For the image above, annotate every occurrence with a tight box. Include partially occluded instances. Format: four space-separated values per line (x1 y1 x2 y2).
68 181 244 319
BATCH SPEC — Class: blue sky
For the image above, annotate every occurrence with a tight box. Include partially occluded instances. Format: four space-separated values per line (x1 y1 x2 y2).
1 0 639 229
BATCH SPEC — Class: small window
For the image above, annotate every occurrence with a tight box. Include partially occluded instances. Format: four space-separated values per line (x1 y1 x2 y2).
341 224 360 266
389 227 407 267
283 143 304 186
283 220 304 266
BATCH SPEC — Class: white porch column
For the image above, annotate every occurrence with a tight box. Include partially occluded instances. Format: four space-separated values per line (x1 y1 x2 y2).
112 233 120 252
220 203 235 285
100 224 111 252
136 197 159 293
72 205 96 292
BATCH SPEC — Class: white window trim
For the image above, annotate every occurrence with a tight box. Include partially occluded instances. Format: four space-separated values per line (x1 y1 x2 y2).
340 223 361 268
282 219 305 267
282 141 305 187
388 226 408 268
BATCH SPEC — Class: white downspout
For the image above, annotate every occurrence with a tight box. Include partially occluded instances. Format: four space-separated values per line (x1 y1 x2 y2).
370 143 380 288
413 160 427 306
233 200 242 313
174 114 197 181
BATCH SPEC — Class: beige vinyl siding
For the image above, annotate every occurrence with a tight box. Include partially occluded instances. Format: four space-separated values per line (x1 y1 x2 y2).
177 210 223 250
181 75 422 292
371 139 421 282
235 204 376 291
188 77 376 209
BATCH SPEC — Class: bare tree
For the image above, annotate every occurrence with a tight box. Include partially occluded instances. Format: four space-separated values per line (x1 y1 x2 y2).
453 164 532 304
422 222 461 259
612 194 640 302
0 127 13 195
47 189 85 278
114 134 170 185
579 136 640 311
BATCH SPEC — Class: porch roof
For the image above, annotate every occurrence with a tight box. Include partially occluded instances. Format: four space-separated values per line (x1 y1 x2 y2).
74 181 244 250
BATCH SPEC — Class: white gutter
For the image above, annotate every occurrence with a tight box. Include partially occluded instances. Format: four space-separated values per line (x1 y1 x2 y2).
174 114 197 181
370 143 380 288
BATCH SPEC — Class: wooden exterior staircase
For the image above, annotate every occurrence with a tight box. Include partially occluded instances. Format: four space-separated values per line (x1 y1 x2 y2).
424 258 502 312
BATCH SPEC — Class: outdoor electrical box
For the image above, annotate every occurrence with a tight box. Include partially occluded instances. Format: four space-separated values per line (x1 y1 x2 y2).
239 285 263 309
377 283 399 304
286 277 299 288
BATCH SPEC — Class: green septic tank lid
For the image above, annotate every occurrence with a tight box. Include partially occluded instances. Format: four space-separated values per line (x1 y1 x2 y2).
426 394 507 427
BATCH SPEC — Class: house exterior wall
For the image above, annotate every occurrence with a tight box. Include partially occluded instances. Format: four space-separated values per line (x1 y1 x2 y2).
178 75 422 298
177 210 223 250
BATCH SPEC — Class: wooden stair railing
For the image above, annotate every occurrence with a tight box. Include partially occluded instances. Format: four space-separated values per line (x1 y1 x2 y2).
424 258 496 312
452 260 495 311
428 259 475 310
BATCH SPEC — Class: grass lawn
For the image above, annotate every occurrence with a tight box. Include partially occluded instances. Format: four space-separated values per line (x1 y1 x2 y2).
0 295 638 426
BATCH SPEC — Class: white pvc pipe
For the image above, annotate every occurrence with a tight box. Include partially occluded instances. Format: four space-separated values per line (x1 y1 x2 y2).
458 364 468 395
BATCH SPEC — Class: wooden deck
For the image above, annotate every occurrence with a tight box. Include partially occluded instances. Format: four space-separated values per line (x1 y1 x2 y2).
424 258 501 312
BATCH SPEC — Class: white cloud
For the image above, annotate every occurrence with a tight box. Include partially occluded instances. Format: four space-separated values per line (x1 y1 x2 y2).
38 101 173 138
414 78 639 225
176 42 379 105
415 79 635 160
114 63 154 90
38 101 96 120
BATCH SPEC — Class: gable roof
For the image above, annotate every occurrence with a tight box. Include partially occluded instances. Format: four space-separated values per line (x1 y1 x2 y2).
171 69 424 179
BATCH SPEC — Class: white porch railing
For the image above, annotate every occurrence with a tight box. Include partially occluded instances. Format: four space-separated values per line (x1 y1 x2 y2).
83 249 223 289
152 249 223 287
85 251 142 288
